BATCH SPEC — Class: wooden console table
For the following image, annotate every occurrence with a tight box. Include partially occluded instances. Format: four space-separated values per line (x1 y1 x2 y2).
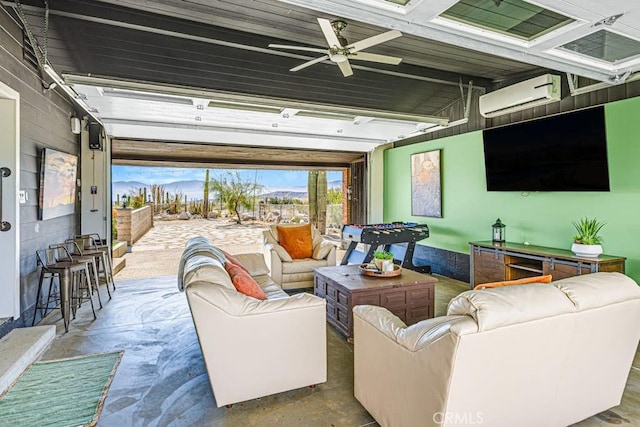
470 241 626 288
314 265 437 342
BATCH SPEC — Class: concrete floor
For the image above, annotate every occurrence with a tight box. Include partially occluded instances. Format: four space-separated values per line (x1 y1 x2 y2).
35 272 640 427
32 216 640 426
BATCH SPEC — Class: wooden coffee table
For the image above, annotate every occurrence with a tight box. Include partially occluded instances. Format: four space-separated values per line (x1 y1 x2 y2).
314 264 437 342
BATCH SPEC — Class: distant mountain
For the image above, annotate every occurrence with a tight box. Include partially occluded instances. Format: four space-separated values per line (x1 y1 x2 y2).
112 177 342 201
112 181 148 198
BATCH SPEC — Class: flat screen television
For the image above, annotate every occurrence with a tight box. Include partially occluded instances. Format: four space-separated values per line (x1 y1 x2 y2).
482 106 610 192
39 148 78 220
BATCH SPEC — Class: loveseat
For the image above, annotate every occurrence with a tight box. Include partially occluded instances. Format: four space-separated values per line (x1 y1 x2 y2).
353 272 640 427
263 223 336 289
178 237 327 407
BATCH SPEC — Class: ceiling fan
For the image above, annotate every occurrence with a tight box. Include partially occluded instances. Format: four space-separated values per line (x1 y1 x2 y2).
268 18 403 77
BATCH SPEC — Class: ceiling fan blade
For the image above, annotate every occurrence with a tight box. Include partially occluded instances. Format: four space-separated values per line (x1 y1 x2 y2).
290 55 329 72
268 44 327 54
337 60 353 77
349 52 402 65
317 18 342 48
347 30 402 53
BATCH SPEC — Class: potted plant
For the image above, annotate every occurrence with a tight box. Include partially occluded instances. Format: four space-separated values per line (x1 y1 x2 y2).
571 217 605 257
373 250 395 272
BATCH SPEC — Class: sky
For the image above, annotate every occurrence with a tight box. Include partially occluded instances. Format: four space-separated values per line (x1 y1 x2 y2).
112 166 343 192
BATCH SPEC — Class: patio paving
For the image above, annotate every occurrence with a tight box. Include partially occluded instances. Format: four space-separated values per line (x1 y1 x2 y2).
115 218 343 280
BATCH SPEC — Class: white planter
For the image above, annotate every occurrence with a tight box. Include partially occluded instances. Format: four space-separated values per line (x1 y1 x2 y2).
571 243 603 258
374 258 394 271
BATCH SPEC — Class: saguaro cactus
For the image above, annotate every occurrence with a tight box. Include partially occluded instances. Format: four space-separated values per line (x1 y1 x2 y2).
307 171 328 234
203 169 210 218
308 171 318 226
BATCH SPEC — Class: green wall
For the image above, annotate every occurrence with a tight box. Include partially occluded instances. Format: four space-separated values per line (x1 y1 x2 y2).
384 96 640 282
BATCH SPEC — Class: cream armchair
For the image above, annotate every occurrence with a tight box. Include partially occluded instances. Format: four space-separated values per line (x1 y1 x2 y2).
263 224 336 289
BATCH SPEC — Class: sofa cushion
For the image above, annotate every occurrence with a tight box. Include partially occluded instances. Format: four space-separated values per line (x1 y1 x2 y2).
226 263 267 300
253 274 289 299
183 256 234 290
474 274 552 290
553 272 640 311
277 224 313 259
222 250 250 274
447 283 575 331
234 253 271 276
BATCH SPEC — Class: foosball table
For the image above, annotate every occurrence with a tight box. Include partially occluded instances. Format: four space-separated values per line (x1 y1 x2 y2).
340 222 431 273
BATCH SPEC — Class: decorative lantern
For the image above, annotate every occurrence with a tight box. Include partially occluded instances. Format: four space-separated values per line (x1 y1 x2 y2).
492 218 505 242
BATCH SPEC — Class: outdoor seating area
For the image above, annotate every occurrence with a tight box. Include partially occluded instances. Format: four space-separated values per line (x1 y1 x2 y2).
3 1 640 425
4 219 637 426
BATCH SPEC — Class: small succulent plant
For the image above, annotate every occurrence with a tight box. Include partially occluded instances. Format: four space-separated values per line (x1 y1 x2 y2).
373 250 394 260
572 217 606 245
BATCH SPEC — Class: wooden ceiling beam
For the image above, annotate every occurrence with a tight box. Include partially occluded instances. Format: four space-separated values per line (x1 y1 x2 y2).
111 139 363 169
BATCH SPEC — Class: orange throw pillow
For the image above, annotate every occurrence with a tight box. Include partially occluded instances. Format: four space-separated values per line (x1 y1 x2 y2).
474 274 552 290
276 224 313 259
225 263 266 300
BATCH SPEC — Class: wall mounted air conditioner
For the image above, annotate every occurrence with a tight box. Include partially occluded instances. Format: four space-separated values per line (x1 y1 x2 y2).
479 74 561 118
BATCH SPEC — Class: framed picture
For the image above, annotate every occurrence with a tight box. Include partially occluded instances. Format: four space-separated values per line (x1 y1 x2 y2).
39 148 78 220
411 150 442 218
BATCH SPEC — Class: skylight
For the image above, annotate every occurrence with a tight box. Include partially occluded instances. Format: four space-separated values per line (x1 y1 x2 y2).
441 0 574 41
559 30 640 64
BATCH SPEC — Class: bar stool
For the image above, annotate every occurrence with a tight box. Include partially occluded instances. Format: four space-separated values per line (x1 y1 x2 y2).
32 249 62 326
49 244 98 324
63 240 104 309
75 234 115 296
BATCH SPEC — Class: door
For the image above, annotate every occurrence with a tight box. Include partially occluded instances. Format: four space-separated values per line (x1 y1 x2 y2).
349 158 367 224
0 82 20 319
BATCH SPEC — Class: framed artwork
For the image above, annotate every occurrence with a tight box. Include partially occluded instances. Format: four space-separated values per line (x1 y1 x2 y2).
411 150 442 218
39 148 78 220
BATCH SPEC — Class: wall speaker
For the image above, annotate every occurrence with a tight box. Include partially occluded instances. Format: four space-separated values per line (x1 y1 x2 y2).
88 122 102 150
70 117 81 134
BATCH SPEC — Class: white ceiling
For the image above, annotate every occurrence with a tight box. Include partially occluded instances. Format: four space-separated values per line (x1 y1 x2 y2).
47 0 640 155
68 80 454 153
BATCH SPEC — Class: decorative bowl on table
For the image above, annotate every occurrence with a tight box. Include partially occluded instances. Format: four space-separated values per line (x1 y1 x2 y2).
359 263 402 277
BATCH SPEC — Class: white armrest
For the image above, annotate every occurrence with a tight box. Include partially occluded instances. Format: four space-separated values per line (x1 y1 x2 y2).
353 305 476 352
312 240 337 261
263 230 293 262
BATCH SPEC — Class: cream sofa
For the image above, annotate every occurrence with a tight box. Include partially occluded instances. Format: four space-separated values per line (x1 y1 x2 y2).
178 237 327 407
353 272 640 427
262 224 336 289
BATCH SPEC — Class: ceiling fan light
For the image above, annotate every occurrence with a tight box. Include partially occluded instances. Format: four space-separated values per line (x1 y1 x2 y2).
330 53 348 63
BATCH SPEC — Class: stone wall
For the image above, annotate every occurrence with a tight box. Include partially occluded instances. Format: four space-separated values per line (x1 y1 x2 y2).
115 205 153 245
